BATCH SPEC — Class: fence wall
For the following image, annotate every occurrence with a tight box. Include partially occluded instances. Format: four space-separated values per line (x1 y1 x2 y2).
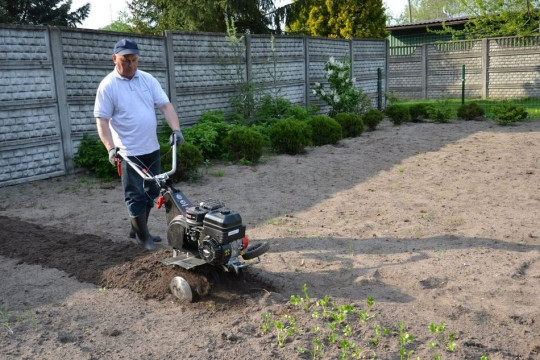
0 25 387 187
388 36 540 100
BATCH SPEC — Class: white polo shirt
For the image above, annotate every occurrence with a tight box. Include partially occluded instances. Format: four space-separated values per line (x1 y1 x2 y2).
94 68 170 157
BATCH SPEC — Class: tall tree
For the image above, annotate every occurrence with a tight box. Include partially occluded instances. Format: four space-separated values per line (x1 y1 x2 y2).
0 0 90 27
127 0 278 35
287 0 388 39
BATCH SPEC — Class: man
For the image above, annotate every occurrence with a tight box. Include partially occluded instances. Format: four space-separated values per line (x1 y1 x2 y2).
94 39 183 250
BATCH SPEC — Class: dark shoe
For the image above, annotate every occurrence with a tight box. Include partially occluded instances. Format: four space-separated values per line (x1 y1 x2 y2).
130 214 155 250
129 206 162 242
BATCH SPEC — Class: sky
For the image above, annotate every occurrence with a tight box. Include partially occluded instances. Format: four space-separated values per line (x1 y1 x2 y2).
72 0 408 30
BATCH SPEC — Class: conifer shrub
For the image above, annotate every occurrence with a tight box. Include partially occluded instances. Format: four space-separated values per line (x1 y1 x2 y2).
161 142 204 182
385 104 410 125
223 126 264 163
334 112 364 138
493 101 527 125
457 102 485 120
307 115 342 146
268 119 312 155
362 109 384 131
409 103 430 122
74 134 118 180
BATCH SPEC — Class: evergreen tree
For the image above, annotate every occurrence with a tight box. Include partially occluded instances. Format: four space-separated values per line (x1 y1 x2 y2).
0 0 90 27
287 0 388 39
127 0 278 35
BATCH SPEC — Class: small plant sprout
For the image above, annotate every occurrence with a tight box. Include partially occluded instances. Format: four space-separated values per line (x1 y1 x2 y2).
0 306 13 334
358 296 375 322
98 286 106 295
427 322 457 357
398 322 415 360
316 294 331 317
273 314 298 347
290 283 311 310
261 312 272 334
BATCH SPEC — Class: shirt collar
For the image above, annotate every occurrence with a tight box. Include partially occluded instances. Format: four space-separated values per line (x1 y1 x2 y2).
113 68 139 80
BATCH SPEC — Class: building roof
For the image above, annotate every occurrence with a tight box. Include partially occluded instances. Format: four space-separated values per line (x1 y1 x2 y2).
386 16 469 31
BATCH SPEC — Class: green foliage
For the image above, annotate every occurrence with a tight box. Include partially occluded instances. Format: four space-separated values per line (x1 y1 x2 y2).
307 115 342 146
287 0 388 38
269 119 312 155
385 104 410 125
127 0 277 35
362 109 384 131
457 102 485 120
223 126 264 163
160 142 204 182
333 113 364 138
255 94 292 124
434 0 540 39
427 100 453 123
74 134 118 181
0 0 90 26
493 101 528 125
183 111 231 159
313 56 372 117
283 104 319 121
408 103 430 122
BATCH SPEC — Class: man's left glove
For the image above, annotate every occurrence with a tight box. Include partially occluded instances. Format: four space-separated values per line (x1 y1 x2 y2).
170 129 185 147
108 147 118 166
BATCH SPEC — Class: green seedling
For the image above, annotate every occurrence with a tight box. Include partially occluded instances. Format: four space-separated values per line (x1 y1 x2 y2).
210 171 224 177
315 295 330 318
427 322 457 357
98 286 107 295
358 296 375 322
399 322 415 360
0 306 13 334
339 339 357 359
290 283 311 310
274 314 297 347
298 337 325 359
261 312 272 334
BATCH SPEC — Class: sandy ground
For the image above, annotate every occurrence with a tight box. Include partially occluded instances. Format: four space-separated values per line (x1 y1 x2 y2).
0 119 539 360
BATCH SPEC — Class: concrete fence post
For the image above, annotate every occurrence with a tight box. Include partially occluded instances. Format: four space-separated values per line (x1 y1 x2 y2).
164 31 178 112
48 27 73 174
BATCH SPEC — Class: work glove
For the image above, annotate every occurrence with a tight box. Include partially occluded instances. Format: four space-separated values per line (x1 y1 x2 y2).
170 129 184 147
108 147 118 166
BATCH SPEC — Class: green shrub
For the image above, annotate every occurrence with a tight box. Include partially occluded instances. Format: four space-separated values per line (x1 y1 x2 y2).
254 95 292 124
409 103 430 122
493 101 527 125
457 102 485 120
161 142 204 182
385 104 410 125
333 113 364 138
223 126 264 163
269 119 312 155
282 104 318 121
427 100 453 123
307 115 342 146
362 109 384 131
183 111 231 159
74 134 118 181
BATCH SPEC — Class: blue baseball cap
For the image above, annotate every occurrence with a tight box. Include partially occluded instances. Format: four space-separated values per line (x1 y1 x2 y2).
113 39 139 55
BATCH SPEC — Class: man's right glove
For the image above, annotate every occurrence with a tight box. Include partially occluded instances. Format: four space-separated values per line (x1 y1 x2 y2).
170 129 185 147
108 147 118 166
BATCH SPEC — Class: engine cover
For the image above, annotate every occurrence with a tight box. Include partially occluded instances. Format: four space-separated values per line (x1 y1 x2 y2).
202 208 245 244
199 238 232 265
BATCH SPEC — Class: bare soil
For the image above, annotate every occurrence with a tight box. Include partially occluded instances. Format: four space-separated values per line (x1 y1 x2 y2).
1 119 539 360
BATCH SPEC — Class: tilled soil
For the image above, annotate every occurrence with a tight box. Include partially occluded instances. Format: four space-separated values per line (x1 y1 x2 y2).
1 119 539 360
